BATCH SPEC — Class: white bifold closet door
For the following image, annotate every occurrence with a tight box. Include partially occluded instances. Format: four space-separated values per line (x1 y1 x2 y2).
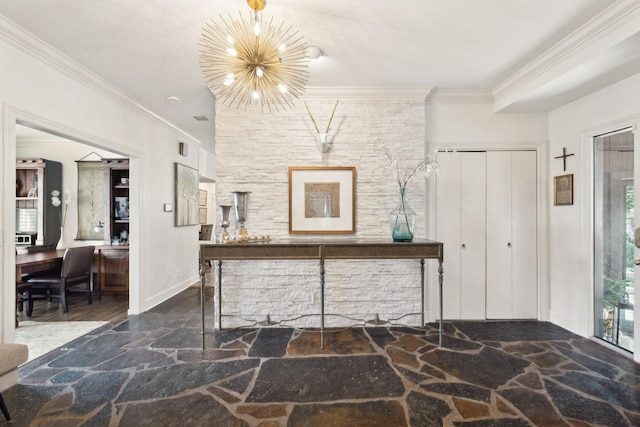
437 152 486 319
486 151 537 319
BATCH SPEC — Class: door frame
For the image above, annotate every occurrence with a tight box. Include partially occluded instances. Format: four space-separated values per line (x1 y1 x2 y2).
2 106 142 342
581 115 640 361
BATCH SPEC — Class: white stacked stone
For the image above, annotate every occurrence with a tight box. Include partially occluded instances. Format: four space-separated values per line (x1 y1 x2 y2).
215 95 428 327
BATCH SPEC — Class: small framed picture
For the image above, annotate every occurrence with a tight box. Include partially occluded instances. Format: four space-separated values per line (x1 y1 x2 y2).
198 189 207 207
115 196 130 219
27 188 37 197
198 207 207 224
288 166 356 234
554 174 573 206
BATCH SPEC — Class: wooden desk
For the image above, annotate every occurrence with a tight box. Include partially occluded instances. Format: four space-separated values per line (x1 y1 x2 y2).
15 250 65 326
199 239 444 349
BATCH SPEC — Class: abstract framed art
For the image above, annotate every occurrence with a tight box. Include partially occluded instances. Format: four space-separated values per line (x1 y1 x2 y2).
288 166 356 234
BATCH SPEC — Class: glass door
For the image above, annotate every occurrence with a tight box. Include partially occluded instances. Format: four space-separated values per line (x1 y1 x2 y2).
594 128 635 353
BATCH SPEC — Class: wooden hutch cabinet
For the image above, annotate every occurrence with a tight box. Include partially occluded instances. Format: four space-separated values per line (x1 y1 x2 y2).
96 158 130 299
16 158 62 247
95 246 129 300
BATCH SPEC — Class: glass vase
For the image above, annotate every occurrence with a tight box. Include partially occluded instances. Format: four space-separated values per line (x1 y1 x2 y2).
389 187 415 242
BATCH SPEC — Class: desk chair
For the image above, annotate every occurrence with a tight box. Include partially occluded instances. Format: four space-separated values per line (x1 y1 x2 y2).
28 246 95 313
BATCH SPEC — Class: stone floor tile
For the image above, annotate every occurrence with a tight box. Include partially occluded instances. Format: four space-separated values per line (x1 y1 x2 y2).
391 332 428 352
498 387 570 427
365 326 397 349
553 344 621 380
117 392 249 427
70 371 130 415
94 347 175 370
453 397 490 418
116 359 260 403
544 378 630 426
217 370 256 394
421 382 491 403
552 371 640 413
207 385 242 404
235 403 287 418
288 401 407 427
288 328 374 355
421 346 530 389
249 328 293 357
177 348 246 362
247 355 405 402
387 346 420 369
396 366 431 384
454 321 580 342
514 372 543 390
406 390 452 426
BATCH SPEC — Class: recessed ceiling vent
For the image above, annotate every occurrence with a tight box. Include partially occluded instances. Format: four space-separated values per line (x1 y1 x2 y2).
193 116 209 121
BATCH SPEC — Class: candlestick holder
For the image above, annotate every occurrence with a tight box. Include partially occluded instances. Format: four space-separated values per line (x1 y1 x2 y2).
232 191 251 237
218 204 232 242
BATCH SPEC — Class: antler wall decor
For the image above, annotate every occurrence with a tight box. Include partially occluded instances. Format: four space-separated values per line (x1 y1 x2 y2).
304 100 339 154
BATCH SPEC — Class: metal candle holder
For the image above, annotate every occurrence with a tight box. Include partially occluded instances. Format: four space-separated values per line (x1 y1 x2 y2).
218 204 232 242
232 191 250 237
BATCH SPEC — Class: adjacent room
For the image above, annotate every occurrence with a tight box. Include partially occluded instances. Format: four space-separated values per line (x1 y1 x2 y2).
1 1 639 425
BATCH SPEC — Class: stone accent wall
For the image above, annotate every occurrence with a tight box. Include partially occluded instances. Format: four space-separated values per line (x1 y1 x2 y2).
215 93 428 327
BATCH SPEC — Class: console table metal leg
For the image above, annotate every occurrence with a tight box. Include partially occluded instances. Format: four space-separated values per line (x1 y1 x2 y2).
216 260 223 331
438 260 444 347
420 259 425 327
199 260 205 350
320 257 325 349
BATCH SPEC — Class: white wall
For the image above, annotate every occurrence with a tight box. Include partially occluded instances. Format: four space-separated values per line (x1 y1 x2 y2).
1 20 211 341
549 72 640 361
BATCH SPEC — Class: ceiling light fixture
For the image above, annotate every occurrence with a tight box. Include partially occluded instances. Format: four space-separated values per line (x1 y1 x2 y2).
199 0 309 112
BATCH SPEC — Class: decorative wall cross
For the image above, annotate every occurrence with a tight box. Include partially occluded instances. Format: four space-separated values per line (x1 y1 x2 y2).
554 147 574 171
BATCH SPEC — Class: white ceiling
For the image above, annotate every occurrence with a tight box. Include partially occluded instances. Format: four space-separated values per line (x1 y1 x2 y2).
1 0 639 144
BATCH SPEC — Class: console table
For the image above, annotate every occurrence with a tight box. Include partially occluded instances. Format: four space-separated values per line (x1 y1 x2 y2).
199 239 444 349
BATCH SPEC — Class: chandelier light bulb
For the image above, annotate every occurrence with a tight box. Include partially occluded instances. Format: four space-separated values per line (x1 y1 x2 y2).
199 3 309 111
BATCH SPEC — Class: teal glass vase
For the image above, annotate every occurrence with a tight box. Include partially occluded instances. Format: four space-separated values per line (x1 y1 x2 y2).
389 187 415 242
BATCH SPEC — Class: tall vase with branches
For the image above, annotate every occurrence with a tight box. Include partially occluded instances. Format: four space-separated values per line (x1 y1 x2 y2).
379 140 451 241
51 189 71 249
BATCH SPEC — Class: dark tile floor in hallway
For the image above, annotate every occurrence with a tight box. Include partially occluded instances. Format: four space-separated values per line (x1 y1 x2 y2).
3 287 640 426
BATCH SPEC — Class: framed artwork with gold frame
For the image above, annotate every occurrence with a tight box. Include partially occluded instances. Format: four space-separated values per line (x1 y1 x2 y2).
554 174 573 206
288 166 356 234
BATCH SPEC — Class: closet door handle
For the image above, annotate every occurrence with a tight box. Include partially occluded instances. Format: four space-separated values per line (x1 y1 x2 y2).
507 242 512 248
461 243 466 249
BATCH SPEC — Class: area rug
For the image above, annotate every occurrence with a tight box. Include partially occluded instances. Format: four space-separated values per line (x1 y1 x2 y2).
15 320 109 362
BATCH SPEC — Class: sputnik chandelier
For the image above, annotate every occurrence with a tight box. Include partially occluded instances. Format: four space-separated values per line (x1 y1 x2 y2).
200 0 309 112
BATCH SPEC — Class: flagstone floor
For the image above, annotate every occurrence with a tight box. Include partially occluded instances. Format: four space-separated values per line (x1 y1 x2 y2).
2 288 639 426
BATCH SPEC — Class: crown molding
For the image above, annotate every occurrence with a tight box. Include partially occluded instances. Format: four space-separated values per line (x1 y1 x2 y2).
493 1 640 107
304 86 433 100
0 15 201 145
426 89 493 104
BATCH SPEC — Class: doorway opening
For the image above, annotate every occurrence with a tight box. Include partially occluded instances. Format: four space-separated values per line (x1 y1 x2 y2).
14 123 130 359
593 127 635 353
